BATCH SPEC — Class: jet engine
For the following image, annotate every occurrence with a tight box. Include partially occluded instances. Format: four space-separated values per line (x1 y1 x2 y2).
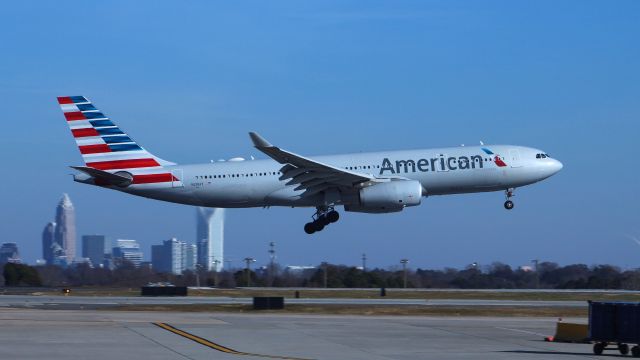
345 180 423 213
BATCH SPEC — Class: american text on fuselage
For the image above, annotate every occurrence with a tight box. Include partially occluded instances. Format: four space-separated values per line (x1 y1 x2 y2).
379 154 486 175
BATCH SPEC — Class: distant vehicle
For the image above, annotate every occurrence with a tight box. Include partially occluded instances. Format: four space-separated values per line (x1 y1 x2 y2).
589 301 640 356
58 96 562 234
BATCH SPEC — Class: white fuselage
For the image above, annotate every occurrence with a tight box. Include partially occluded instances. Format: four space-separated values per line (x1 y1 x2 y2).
116 145 562 209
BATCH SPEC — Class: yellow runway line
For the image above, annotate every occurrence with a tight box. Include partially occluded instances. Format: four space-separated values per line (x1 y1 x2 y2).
153 322 313 360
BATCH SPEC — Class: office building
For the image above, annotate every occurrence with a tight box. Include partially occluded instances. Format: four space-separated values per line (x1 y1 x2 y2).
0 243 21 264
185 243 197 272
54 194 76 264
196 207 224 271
82 235 108 268
42 221 57 265
151 238 196 275
112 239 143 267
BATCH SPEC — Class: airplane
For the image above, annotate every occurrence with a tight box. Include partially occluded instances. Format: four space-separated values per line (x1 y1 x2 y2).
58 96 563 234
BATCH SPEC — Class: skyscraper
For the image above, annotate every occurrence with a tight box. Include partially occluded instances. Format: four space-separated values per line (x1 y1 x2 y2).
151 245 167 272
196 207 224 271
185 243 197 272
42 221 57 265
82 235 108 268
54 194 76 264
0 243 20 264
112 239 143 267
151 238 193 275
166 238 183 275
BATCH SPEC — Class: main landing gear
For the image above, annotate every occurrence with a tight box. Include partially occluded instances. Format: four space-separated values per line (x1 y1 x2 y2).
504 188 515 210
304 207 340 234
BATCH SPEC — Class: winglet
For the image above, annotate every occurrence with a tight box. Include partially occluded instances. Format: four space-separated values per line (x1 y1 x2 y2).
249 132 272 148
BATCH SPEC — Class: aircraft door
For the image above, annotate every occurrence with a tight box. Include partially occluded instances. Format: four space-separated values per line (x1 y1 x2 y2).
171 169 184 188
508 149 523 168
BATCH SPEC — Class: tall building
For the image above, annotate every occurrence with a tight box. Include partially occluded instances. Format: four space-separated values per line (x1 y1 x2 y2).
166 238 183 275
54 193 76 264
151 238 196 275
196 207 225 271
82 235 108 268
42 221 57 265
151 245 167 272
185 243 197 272
112 239 143 267
0 243 21 264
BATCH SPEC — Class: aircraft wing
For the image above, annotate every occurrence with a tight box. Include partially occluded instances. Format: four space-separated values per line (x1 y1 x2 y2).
249 132 375 197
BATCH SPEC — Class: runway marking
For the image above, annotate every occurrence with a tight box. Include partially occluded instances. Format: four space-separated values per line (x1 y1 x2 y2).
153 322 314 360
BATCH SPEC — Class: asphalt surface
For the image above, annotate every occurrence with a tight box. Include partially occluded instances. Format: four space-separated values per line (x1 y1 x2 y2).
0 295 586 309
0 308 607 359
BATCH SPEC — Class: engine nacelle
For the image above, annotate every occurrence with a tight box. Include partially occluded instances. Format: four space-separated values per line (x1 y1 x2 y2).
346 180 423 213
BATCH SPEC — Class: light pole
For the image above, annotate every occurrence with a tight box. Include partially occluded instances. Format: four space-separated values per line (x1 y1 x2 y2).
400 259 409 288
362 253 367 272
268 242 276 286
321 261 328 288
195 264 202 287
243 257 256 287
531 259 540 289
213 260 221 287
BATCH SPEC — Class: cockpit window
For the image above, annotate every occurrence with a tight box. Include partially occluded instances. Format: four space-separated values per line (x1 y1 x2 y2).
536 153 551 159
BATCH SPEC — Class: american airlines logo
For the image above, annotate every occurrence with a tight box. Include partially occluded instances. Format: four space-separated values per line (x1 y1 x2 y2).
379 148 506 175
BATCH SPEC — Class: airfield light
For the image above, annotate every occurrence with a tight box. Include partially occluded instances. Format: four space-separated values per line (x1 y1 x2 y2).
531 259 540 289
321 262 328 288
213 260 221 287
244 257 256 287
400 259 409 289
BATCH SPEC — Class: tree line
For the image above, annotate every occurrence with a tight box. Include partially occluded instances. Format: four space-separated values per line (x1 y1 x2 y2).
2 261 640 289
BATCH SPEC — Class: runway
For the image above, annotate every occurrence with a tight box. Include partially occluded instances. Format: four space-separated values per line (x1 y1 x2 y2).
0 295 586 309
0 308 600 360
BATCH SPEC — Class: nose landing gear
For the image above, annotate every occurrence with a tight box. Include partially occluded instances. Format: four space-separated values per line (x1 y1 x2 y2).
304 207 340 234
504 188 515 210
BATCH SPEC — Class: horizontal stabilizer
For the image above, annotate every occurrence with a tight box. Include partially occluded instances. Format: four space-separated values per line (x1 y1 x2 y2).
71 166 133 187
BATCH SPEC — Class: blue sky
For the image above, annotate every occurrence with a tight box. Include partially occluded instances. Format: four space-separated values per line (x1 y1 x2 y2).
1 1 639 269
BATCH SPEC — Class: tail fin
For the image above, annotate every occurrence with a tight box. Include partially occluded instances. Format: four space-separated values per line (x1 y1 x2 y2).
58 96 178 185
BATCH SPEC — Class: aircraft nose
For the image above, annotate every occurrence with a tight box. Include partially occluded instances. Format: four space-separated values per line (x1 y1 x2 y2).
537 158 563 180
551 159 563 174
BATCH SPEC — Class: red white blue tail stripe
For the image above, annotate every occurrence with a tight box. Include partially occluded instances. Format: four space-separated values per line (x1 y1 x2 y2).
58 96 179 185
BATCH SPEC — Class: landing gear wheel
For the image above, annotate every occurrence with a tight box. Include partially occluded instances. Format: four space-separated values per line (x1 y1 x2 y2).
631 345 640 357
620 343 630 355
593 342 605 355
304 207 340 233
504 200 514 210
304 222 316 234
320 215 331 226
327 211 340 223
